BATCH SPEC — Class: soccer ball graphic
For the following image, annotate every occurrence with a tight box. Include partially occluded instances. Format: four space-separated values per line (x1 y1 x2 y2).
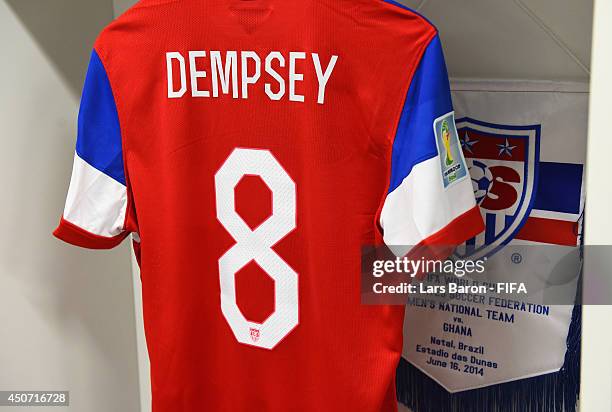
469 160 493 203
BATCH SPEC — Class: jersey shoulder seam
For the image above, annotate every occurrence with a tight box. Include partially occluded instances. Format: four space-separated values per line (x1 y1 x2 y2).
377 0 438 33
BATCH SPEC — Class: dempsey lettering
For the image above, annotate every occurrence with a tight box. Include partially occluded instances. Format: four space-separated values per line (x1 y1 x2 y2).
166 50 339 104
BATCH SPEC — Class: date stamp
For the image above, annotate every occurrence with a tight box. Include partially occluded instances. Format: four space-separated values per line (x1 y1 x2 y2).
0 391 69 406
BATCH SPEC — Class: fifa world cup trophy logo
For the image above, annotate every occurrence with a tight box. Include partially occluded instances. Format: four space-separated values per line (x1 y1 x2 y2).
442 120 454 166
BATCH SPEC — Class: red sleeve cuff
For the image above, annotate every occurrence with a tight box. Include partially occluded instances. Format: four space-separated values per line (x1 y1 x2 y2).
53 217 127 249
407 206 485 275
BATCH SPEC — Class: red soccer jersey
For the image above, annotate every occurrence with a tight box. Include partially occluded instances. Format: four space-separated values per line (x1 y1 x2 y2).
54 0 483 411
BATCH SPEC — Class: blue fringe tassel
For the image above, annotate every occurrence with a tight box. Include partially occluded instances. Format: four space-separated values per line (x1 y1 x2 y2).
397 303 581 412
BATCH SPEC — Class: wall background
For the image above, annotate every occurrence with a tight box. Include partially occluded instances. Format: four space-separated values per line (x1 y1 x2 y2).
114 0 135 16
0 1 140 411
581 0 612 409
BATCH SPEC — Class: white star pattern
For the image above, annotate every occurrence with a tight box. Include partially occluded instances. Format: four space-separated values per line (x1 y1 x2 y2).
497 138 517 157
460 132 479 154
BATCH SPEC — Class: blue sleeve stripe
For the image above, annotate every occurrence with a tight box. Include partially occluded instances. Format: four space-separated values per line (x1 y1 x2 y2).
75 50 126 186
388 35 453 193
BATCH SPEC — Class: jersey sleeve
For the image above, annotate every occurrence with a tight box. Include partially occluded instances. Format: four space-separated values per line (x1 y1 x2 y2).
53 50 131 249
380 35 484 250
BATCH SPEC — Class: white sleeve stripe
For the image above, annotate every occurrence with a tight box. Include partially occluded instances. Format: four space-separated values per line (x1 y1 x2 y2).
380 154 476 246
63 152 128 237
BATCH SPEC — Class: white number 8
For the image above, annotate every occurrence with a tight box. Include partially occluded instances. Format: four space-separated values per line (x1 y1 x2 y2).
215 148 298 349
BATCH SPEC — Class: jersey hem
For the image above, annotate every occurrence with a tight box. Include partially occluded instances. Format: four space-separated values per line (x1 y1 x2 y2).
53 217 127 249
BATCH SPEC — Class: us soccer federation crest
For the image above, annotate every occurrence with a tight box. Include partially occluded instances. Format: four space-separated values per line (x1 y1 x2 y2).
249 327 260 342
454 118 540 259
